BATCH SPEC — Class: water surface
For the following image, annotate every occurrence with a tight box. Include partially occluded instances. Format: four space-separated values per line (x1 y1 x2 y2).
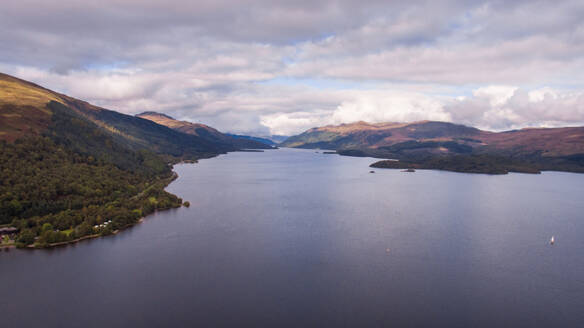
2 148 584 327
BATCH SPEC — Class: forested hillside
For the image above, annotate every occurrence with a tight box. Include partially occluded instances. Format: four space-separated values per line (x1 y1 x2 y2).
1 136 182 247
0 73 236 248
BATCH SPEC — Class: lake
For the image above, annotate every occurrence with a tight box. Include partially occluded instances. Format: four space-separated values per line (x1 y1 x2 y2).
2 148 584 327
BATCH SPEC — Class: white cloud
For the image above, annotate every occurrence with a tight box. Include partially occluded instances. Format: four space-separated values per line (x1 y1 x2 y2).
472 86 517 106
330 91 450 124
444 86 584 130
260 110 333 136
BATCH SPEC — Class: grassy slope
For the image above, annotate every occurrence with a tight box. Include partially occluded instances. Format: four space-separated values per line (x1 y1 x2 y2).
0 73 235 159
0 74 61 141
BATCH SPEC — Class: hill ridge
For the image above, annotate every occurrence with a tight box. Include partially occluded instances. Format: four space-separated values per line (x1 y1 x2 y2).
281 120 584 173
136 111 274 149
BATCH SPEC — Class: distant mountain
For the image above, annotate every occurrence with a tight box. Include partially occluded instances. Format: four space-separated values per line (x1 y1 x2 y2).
282 121 478 149
225 133 277 146
281 121 584 173
136 112 273 149
265 135 289 144
227 134 289 145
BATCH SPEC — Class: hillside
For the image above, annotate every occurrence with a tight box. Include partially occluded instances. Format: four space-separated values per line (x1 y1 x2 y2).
282 121 584 174
281 121 482 149
0 72 250 248
137 112 273 149
0 73 241 160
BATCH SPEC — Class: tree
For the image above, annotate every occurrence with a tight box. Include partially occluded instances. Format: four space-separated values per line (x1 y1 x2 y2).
16 229 36 247
42 223 54 232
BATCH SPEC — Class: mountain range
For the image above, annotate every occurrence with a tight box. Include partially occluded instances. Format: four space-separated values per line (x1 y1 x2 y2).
281 121 584 174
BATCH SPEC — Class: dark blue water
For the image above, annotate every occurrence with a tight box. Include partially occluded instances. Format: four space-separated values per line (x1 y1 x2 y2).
2 148 584 327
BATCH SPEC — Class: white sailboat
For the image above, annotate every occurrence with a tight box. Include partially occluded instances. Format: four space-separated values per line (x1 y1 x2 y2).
550 236 555 245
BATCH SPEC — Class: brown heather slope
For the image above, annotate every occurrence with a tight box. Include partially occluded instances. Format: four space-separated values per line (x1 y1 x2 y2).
0 72 247 158
282 120 584 156
282 121 485 150
0 73 120 141
136 111 274 149
480 127 584 157
0 73 63 141
137 112 232 142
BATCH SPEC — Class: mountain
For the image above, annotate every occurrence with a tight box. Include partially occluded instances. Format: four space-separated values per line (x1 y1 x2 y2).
281 121 480 149
136 112 273 149
227 134 289 145
0 72 255 248
0 73 240 160
281 121 584 174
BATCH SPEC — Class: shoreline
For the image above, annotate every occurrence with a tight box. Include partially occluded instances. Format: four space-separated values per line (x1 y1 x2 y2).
4 150 254 251
24 218 147 249
1 209 175 251
4 164 186 251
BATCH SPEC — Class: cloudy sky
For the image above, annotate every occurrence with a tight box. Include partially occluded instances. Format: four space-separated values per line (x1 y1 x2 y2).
2 0 584 135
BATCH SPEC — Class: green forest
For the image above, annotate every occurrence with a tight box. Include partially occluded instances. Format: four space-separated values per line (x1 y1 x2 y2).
0 100 190 248
0 136 183 247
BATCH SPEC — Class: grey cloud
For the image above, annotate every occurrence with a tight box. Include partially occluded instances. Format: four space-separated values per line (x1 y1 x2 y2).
289 34 584 84
1 0 584 134
0 0 475 69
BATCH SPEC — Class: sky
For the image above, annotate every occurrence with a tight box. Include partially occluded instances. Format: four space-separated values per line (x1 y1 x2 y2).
2 0 584 136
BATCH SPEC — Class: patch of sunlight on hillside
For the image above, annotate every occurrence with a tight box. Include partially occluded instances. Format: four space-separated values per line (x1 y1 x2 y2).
0 79 63 113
